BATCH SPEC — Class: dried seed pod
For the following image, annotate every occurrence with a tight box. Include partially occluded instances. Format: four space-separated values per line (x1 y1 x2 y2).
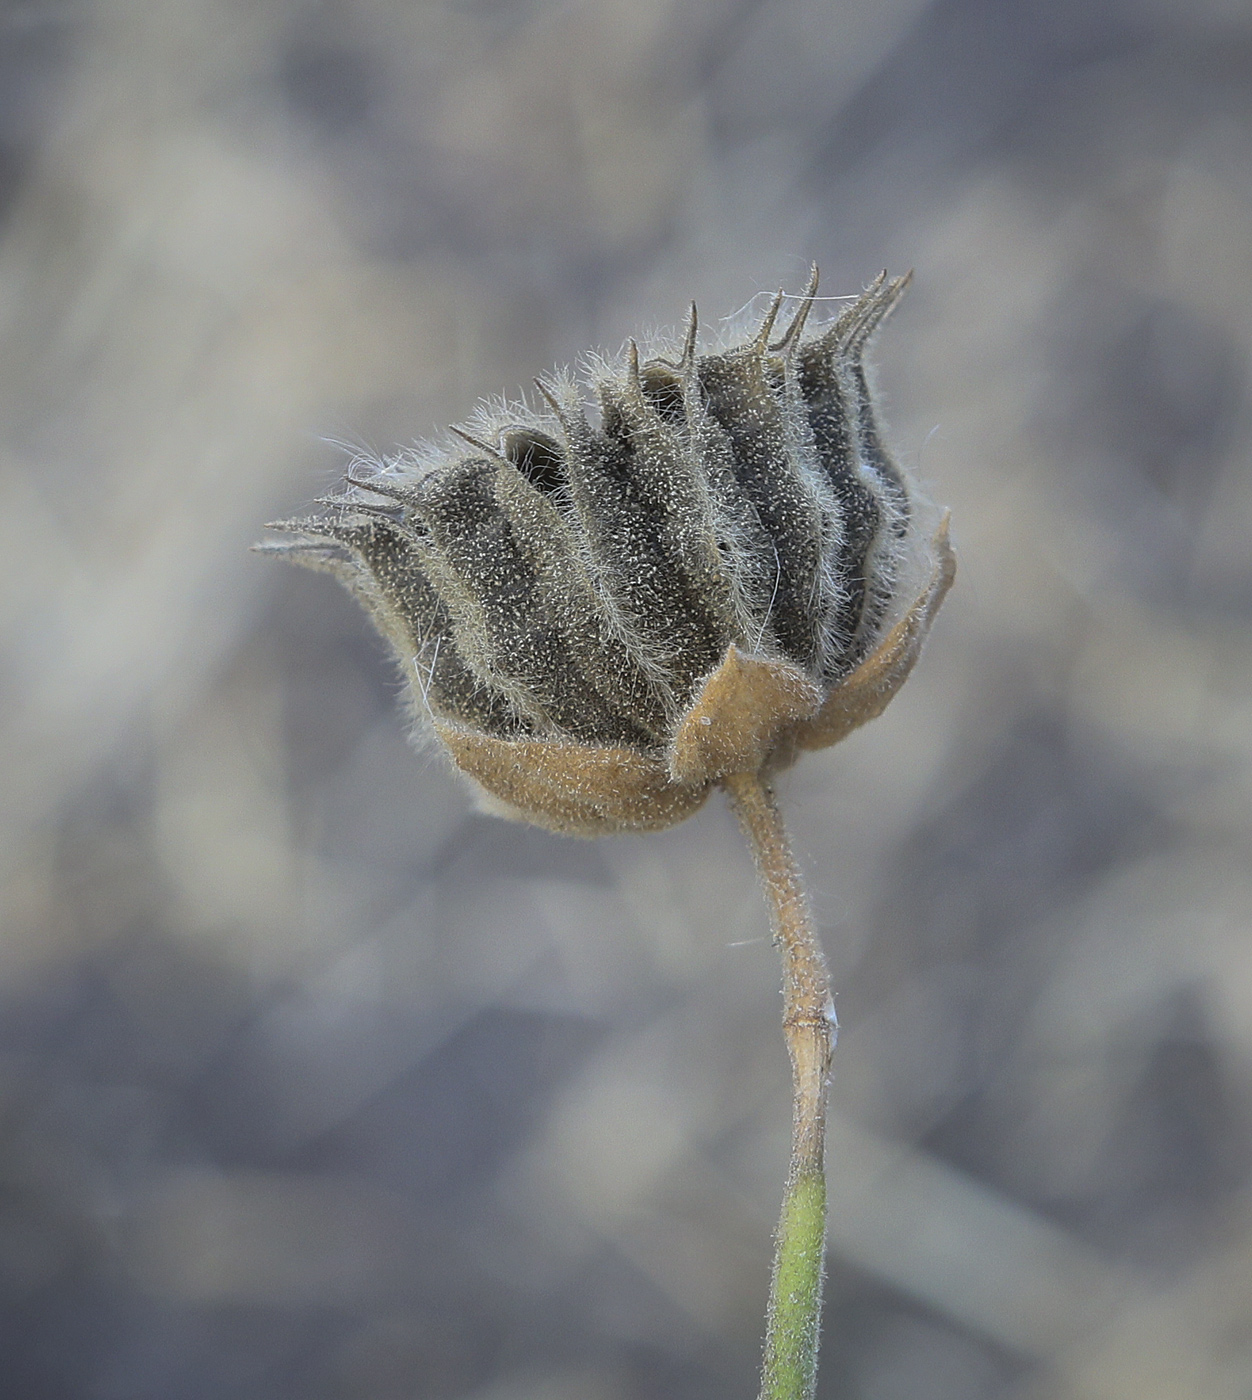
261 270 954 835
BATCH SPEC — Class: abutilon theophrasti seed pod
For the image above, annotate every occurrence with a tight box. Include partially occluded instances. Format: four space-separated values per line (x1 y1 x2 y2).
262 269 954 834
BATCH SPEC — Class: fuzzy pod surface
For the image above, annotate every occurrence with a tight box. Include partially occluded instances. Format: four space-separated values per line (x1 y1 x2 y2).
262 270 954 835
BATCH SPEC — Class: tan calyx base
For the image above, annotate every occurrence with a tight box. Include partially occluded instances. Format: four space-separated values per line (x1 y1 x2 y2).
436 516 955 836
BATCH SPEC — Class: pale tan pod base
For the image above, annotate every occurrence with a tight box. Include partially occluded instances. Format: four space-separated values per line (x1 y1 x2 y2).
785 514 956 755
435 516 954 836
434 725 711 836
668 646 823 785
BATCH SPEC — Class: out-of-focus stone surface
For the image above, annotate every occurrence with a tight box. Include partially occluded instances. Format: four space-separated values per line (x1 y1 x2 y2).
1 0 1250 1395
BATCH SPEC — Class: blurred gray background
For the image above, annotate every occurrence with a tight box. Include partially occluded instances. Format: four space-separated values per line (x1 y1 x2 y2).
2 0 1251 1396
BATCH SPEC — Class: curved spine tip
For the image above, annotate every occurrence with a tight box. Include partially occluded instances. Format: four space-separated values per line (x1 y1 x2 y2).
533 376 587 444
754 288 786 354
448 424 508 461
315 498 399 519
653 304 699 374
625 338 642 393
532 376 563 419
830 271 893 355
682 302 699 370
770 264 821 354
844 270 912 359
342 470 413 502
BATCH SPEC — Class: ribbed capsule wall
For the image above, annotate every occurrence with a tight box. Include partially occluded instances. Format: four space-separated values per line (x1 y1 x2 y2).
272 271 919 762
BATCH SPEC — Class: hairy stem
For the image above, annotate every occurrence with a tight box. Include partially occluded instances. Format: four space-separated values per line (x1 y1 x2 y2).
723 769 835 1400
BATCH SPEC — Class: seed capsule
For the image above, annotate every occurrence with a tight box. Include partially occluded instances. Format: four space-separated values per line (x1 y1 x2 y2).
261 269 954 834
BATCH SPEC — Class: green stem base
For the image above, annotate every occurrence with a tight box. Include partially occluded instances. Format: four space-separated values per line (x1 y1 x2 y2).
760 1169 828 1400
